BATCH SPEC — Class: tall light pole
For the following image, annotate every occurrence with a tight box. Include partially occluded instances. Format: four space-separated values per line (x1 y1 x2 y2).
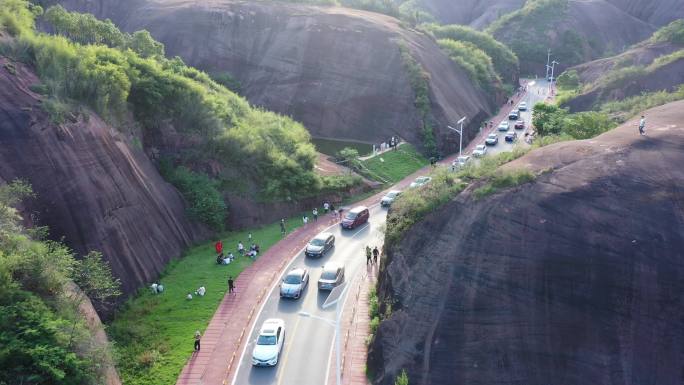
545 48 551 80
299 282 349 385
548 60 559 93
447 116 466 156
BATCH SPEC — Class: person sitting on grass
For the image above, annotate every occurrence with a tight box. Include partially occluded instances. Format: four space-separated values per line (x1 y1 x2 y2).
196 286 206 297
186 292 193 300
216 252 225 265
237 241 245 255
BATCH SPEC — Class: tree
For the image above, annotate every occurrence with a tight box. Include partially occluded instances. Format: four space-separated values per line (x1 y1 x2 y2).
337 147 360 173
128 30 164 58
556 69 580 90
532 102 567 136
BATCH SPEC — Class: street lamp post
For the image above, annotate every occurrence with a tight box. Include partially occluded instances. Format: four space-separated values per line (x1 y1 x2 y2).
299 282 349 385
545 48 551 79
447 116 467 156
548 60 559 94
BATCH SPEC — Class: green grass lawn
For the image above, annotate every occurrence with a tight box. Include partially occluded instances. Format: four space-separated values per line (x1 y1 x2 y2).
360 144 429 184
108 216 306 385
311 137 373 157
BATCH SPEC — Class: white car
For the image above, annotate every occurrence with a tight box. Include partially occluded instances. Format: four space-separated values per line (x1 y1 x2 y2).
472 144 487 157
485 133 498 146
252 319 285 366
518 101 527 111
380 190 402 207
409 176 432 188
452 155 470 170
497 121 510 131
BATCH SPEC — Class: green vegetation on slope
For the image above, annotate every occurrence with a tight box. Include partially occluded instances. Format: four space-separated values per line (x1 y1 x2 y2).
437 39 500 92
1 1 358 230
486 0 587 70
532 103 616 138
108 216 305 385
423 24 519 84
650 18 684 44
398 43 437 157
599 84 684 122
0 181 121 385
360 144 428 184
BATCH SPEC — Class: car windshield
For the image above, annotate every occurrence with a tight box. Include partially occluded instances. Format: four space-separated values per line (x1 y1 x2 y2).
488 134 497 139
344 212 357 220
417 177 428 182
477 145 485 150
257 335 277 345
386 192 398 198
309 238 325 246
284 273 302 284
321 270 337 280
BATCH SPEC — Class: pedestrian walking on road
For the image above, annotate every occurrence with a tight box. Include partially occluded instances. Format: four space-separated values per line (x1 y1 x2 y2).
194 331 201 352
228 276 235 294
280 219 286 234
323 201 330 214
302 215 308 226
366 246 372 265
312 208 318 222
638 115 646 135
372 246 379 265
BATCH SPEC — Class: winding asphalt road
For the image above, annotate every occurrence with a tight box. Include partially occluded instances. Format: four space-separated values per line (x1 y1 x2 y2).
232 205 387 385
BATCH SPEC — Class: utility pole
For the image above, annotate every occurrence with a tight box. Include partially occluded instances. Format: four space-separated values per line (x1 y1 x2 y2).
548 60 559 94
545 48 551 80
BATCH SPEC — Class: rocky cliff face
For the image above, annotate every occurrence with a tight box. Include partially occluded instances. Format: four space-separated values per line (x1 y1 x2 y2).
369 100 684 385
605 0 684 26
45 0 496 153
0 57 205 295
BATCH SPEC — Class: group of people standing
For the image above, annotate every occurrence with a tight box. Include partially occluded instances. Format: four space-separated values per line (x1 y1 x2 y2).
365 245 380 266
300 201 343 227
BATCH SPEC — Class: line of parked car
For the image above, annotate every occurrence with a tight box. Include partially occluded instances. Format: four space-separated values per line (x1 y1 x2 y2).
453 101 528 167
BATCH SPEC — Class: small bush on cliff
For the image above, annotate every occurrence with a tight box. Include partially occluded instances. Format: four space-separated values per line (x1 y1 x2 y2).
473 169 535 199
159 163 227 231
395 370 409 385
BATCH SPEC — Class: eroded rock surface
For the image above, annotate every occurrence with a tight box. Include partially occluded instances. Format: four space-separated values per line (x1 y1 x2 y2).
370 101 684 385
0 57 205 295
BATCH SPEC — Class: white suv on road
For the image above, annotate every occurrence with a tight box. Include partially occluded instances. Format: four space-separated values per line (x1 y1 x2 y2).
252 319 285 366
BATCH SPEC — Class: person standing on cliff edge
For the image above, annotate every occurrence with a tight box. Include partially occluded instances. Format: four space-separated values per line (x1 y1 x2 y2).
639 115 646 135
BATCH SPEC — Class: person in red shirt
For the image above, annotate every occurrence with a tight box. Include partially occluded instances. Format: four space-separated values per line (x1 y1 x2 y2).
215 240 223 255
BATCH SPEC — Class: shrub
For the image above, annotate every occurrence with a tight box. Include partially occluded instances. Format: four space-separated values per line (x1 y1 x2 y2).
474 169 535 199
533 103 616 139
160 164 227 230
395 370 409 385
370 316 380 334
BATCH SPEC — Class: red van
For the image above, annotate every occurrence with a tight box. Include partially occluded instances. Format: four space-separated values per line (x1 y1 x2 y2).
340 206 369 229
